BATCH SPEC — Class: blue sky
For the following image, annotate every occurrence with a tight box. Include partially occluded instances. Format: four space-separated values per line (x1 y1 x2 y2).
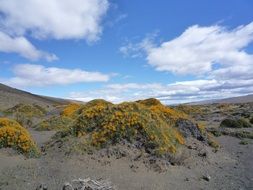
0 0 253 104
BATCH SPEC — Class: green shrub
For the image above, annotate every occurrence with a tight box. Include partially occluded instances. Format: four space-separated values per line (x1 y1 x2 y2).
36 116 73 131
220 118 252 128
239 139 249 145
208 128 253 139
4 104 47 127
4 103 47 117
250 117 253 124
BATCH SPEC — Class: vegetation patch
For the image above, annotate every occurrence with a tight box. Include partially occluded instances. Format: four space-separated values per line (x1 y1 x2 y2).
173 104 202 115
55 98 209 156
3 104 48 127
61 103 82 118
239 139 249 145
220 118 252 128
0 118 39 157
208 127 253 139
4 103 47 117
36 116 73 131
250 117 253 124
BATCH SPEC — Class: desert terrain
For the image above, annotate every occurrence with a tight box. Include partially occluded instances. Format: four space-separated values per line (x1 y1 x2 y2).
0 83 252 190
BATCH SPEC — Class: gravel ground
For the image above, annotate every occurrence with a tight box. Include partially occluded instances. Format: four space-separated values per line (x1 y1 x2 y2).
0 129 252 190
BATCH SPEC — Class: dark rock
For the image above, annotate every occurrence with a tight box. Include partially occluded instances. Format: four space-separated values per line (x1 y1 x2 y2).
36 184 48 190
62 182 73 190
129 164 139 172
202 174 211 181
175 119 206 142
198 151 208 158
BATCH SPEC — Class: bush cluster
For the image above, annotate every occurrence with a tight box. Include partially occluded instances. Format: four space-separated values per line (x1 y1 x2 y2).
4 104 47 127
220 118 252 128
4 103 47 117
61 103 82 117
0 118 39 157
36 116 73 131
61 99 192 155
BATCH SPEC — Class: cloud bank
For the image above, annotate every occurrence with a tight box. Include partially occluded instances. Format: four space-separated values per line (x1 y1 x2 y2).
74 22 253 104
69 79 253 104
1 64 110 87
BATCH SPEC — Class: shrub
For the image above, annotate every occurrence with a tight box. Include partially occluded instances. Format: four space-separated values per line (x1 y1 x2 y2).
4 104 47 127
61 103 82 117
239 139 249 145
60 99 197 155
4 103 47 117
174 104 202 115
208 127 253 139
233 131 253 139
250 117 253 124
0 118 39 157
36 116 73 131
220 118 252 128
136 98 162 107
207 133 220 149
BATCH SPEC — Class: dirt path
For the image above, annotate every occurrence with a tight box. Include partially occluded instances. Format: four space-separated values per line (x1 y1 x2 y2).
28 129 56 147
216 136 253 189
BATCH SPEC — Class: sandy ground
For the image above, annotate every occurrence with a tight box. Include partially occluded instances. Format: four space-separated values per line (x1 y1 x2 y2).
0 128 252 190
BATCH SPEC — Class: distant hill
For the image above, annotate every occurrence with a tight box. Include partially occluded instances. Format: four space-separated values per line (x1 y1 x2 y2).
188 94 253 105
0 83 71 109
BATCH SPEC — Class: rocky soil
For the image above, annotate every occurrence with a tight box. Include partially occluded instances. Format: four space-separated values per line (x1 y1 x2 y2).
0 101 253 190
0 129 252 190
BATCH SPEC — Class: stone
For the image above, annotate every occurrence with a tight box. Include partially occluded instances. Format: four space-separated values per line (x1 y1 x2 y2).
175 119 206 142
36 183 48 190
62 182 73 190
202 174 211 181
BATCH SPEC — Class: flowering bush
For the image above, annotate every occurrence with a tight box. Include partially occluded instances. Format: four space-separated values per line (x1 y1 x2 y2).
0 118 39 157
65 98 189 155
61 103 81 117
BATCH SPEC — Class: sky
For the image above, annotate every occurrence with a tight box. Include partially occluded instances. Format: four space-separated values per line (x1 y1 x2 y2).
0 0 253 104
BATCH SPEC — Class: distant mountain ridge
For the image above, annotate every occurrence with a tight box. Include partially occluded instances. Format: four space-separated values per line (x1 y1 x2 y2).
188 94 253 105
1 83 253 109
0 83 71 109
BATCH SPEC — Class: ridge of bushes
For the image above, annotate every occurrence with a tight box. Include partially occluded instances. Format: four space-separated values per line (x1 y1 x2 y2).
55 98 208 155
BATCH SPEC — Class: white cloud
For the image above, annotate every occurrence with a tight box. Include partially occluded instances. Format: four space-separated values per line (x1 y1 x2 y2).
69 79 253 104
120 22 253 78
116 23 253 103
1 64 110 87
0 0 109 60
0 0 109 42
0 32 57 61
146 23 253 76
